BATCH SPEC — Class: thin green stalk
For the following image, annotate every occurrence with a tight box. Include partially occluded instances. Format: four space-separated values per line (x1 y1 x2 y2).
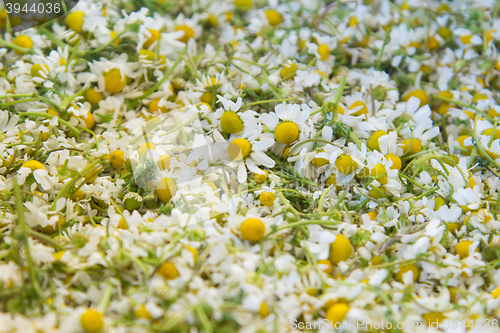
138 48 186 100
18 112 81 136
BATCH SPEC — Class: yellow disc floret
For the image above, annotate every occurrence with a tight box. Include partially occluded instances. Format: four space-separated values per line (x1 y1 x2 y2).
456 240 476 259
65 11 84 33
240 218 265 242
395 263 419 283
138 142 156 156
259 191 275 207
228 138 252 161
84 88 103 105
83 112 95 129
80 309 103 333
155 177 177 203
317 259 333 274
149 98 168 113
12 35 33 54
349 100 368 116
103 69 127 93
318 44 330 61
144 29 160 50
108 151 125 169
135 305 153 320
265 9 283 26
175 25 194 44
402 138 423 156
491 287 500 299
220 111 244 134
157 262 179 279
325 303 350 325
235 0 252 8
274 121 299 144
329 234 352 264
403 89 428 106
281 63 298 80
370 163 387 185
335 155 357 175
158 155 171 170
30 64 49 78
366 130 387 151
22 160 45 171
386 153 401 171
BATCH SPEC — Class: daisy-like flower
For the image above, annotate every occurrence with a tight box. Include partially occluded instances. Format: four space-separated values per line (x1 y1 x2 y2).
260 102 311 147
213 122 275 182
306 33 336 75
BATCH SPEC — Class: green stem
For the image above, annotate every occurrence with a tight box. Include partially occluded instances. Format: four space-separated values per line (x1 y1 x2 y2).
138 48 186 100
0 39 31 54
18 112 81 136
50 160 100 210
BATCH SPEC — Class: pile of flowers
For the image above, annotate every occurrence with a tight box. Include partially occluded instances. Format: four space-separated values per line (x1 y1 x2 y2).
1 0 500 331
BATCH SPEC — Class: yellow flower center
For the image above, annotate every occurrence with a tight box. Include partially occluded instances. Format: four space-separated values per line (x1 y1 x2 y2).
259 191 275 206
12 35 33 54
208 13 218 27
370 163 387 185
326 173 337 186
456 135 472 155
175 25 194 44
349 100 368 116
220 111 244 134
228 138 252 161
259 303 270 317
326 303 350 325
349 16 358 27
138 142 156 156
65 11 84 33
83 112 95 129
402 138 423 156
437 26 452 39
158 155 171 170
135 305 153 319
80 309 104 333
403 89 428 105
240 218 265 242
265 9 283 26
472 93 487 102
252 170 269 184
460 34 473 44
144 29 160 50
386 153 401 171
427 36 439 50
491 287 500 299
155 177 177 203
281 63 298 80
366 130 387 151
318 44 330 61
394 263 419 283
108 151 125 169
22 160 45 171
274 121 299 144
157 262 179 279
149 98 168 113
437 103 450 115
317 259 333 274
200 91 213 104
30 64 49 78
110 31 120 47
329 234 352 264
455 240 477 258
103 68 127 93
335 155 357 175
84 88 103 105
235 0 252 8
